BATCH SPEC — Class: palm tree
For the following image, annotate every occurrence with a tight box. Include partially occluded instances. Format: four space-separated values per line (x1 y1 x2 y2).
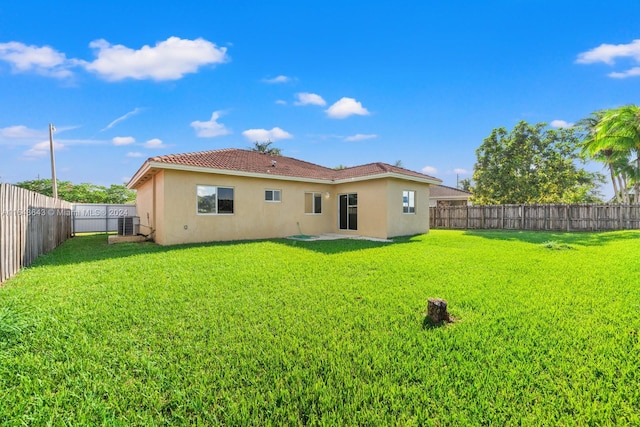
594 105 640 203
250 140 281 155
579 111 628 203
579 106 640 203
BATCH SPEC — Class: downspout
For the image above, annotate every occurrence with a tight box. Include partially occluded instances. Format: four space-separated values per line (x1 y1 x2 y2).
152 174 157 240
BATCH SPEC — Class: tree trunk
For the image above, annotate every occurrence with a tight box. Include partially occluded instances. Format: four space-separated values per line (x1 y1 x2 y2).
609 165 620 203
618 175 629 204
427 298 450 323
635 155 640 203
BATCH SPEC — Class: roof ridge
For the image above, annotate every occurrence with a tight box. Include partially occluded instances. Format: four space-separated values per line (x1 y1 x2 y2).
130 147 442 189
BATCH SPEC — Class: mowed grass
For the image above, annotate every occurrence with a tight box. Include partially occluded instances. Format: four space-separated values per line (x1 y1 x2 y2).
1 230 639 426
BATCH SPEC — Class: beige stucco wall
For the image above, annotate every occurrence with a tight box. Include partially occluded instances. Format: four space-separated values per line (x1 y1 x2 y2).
133 171 165 242
385 178 431 237
334 179 388 239
135 177 154 236
135 169 432 245
157 170 337 245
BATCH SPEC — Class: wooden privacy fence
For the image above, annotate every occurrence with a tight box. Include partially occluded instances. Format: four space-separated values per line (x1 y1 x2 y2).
0 183 73 283
430 204 640 231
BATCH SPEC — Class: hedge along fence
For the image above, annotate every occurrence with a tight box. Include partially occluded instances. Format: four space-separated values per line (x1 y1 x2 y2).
0 183 73 283
430 204 640 231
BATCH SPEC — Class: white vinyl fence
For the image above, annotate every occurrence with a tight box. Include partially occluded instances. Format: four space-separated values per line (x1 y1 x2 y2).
72 204 137 233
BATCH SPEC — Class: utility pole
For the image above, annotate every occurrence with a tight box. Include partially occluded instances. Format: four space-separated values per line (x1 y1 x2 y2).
49 123 58 198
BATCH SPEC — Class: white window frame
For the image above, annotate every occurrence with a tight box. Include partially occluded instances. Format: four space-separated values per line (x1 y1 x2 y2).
196 185 235 215
403 190 416 214
265 189 281 202
305 192 322 215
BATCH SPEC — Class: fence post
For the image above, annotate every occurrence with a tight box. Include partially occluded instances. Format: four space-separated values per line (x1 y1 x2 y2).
466 205 469 229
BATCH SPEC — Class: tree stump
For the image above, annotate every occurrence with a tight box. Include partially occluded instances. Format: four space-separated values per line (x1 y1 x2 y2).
427 298 450 323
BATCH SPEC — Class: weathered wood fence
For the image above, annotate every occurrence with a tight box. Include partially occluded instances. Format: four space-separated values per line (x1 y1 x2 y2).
430 204 640 231
0 183 73 283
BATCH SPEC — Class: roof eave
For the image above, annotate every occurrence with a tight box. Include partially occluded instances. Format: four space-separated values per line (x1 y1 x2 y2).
433 195 470 200
127 160 153 189
142 161 333 184
333 172 442 185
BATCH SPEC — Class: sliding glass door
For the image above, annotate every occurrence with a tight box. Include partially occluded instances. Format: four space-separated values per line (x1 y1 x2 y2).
339 193 357 230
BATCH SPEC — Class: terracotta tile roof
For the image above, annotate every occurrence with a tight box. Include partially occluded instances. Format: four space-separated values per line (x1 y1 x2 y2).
335 162 438 181
150 148 336 180
129 148 441 187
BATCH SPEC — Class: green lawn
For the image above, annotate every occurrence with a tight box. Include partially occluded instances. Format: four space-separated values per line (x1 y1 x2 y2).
1 230 639 425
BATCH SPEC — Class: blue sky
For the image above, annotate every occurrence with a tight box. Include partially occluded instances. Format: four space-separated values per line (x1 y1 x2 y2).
1 1 640 195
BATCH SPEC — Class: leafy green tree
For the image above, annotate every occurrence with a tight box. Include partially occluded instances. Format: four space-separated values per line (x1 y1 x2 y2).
472 121 604 204
579 105 640 203
458 178 473 192
250 140 281 155
15 179 136 204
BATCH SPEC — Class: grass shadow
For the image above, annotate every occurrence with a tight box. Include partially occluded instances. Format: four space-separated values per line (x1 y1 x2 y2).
462 229 640 247
422 315 458 330
20 233 419 271
273 235 418 254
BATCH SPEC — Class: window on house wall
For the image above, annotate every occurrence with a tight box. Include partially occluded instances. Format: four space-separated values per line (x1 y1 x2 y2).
403 190 416 214
197 185 234 214
305 192 322 214
265 189 281 202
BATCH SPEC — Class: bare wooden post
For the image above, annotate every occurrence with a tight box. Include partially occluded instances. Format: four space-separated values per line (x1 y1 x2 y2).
427 298 450 323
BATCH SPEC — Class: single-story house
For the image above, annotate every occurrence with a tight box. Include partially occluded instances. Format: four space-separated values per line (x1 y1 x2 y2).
428 185 471 207
127 148 442 245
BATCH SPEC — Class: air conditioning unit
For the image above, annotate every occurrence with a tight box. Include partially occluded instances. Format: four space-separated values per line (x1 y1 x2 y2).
117 216 140 236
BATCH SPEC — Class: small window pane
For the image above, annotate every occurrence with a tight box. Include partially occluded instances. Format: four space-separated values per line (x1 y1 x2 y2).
403 190 415 214
305 192 322 214
305 193 313 213
197 186 216 214
218 187 234 214
265 189 281 202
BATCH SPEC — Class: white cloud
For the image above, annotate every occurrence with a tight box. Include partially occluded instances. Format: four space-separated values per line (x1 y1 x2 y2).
190 111 231 138
422 166 438 175
294 92 326 106
262 75 291 84
242 127 293 142
344 133 377 142
85 37 229 81
0 41 77 78
453 168 469 175
121 176 131 183
126 152 144 158
550 120 574 129
22 140 64 158
102 108 143 131
326 97 370 119
144 138 165 148
576 39 640 65
576 39 640 79
275 100 287 105
0 125 46 139
609 67 640 79
112 136 136 145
